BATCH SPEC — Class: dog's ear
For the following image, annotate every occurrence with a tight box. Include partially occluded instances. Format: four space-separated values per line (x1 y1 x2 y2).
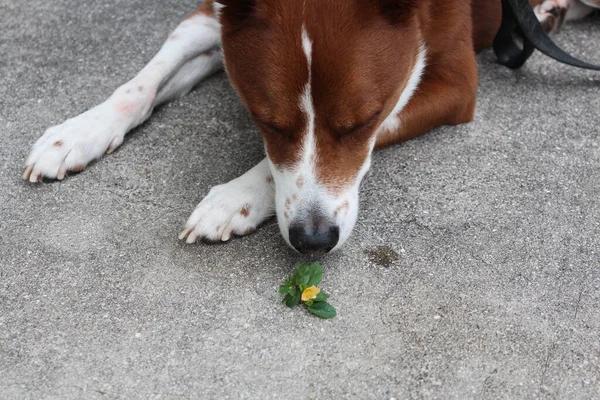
374 0 419 24
216 0 256 23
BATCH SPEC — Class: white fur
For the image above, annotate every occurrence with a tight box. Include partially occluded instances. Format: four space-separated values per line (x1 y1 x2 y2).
24 14 222 182
180 158 275 243
269 26 324 248
534 0 596 23
212 2 225 21
299 26 315 172
379 45 427 133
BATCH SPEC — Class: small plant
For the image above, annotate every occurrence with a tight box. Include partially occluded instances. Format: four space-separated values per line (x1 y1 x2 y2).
279 263 336 319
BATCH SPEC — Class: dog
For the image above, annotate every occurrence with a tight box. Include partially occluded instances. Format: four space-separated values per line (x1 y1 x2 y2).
23 0 599 254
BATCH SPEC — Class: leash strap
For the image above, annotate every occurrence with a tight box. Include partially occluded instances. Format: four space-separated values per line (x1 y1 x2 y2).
493 0 600 70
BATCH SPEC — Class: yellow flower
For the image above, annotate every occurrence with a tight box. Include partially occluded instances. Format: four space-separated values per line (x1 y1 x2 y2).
301 286 321 302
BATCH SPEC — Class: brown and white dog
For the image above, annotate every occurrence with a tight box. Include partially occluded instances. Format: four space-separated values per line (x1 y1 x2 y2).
23 0 599 254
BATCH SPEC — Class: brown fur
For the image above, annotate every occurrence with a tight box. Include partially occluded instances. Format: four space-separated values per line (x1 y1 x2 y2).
211 1 540 189
220 1 420 188
191 0 215 16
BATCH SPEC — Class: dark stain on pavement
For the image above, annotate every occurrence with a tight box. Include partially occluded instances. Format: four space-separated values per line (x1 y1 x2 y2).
364 245 399 268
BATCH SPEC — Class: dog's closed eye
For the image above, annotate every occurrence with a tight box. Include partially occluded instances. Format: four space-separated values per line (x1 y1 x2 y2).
257 119 286 135
339 111 381 137
252 113 290 136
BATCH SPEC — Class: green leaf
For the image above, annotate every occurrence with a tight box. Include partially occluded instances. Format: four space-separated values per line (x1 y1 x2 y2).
279 284 291 294
285 291 301 308
296 263 323 287
295 264 311 286
290 266 303 286
279 278 295 294
313 291 329 302
307 301 336 319
306 263 323 287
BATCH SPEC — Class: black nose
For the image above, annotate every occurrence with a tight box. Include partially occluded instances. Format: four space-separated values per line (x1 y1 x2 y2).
288 218 340 254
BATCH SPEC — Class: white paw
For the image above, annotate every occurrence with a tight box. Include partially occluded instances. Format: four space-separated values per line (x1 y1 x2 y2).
23 103 130 182
23 81 155 183
179 160 275 243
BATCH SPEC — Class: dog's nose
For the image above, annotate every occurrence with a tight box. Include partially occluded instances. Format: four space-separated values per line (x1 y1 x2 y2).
288 217 340 254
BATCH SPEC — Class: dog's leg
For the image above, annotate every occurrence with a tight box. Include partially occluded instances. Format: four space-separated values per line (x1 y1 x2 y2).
376 47 479 149
534 0 571 33
532 0 595 33
179 159 276 243
24 2 222 182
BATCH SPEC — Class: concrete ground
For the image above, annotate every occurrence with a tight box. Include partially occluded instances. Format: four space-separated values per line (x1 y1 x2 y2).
1 1 599 398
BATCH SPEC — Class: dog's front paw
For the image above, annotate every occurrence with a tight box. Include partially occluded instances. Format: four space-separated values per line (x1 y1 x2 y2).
179 161 275 243
23 103 132 182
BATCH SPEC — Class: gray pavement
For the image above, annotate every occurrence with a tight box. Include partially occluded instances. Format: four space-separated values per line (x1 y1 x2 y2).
1 1 599 398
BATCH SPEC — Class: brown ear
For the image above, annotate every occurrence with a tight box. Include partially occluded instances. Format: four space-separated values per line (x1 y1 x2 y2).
375 0 418 24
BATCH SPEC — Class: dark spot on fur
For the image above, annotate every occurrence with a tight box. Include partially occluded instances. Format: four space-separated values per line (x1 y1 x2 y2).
240 206 250 217
53 141 63 147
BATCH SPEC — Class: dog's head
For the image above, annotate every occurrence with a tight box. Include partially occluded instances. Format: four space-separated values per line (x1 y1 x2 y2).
217 0 425 253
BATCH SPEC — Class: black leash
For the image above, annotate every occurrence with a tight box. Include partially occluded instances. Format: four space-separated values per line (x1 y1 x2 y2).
493 0 600 70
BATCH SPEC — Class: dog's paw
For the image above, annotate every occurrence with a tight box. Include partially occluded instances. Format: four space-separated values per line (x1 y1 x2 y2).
179 164 275 243
23 81 155 183
23 103 132 182
534 0 568 33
